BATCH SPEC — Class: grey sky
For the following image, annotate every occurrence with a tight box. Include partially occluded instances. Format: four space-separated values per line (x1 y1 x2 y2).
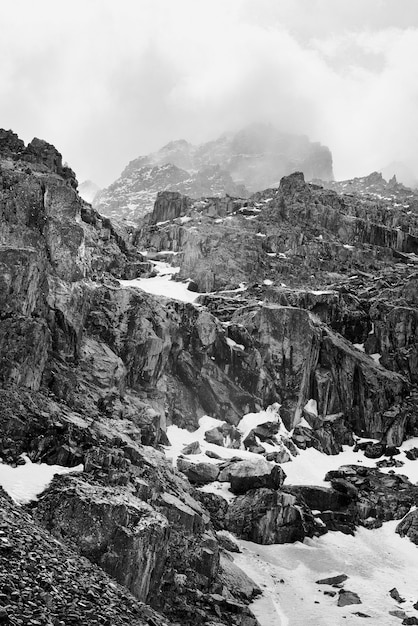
1 0 417 186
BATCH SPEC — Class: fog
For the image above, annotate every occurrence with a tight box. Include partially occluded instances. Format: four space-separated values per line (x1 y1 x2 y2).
1 0 418 186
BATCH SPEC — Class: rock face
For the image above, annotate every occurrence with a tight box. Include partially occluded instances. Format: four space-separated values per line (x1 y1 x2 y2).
226 489 322 544
94 124 333 221
0 130 263 626
36 476 170 602
396 509 418 544
0 488 168 626
3 127 418 624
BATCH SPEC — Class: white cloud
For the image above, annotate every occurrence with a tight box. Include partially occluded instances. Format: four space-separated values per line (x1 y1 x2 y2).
0 0 417 185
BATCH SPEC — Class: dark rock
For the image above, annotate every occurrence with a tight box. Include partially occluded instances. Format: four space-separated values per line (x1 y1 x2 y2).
376 457 404 468
187 280 199 293
288 486 350 512
396 510 418 544
177 458 220 485
194 491 228 531
226 488 323 544
384 445 401 456
337 589 361 606
181 441 201 455
390 587 406 602
406 448 418 460
35 476 169 603
204 428 225 447
403 618 418 625
229 459 286 494
364 442 386 459
316 574 348 585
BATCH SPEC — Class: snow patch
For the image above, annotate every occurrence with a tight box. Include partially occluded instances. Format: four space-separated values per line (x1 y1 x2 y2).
0 455 83 504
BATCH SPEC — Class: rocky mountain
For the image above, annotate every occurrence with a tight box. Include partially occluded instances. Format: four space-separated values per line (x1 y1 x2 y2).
1 129 418 624
94 163 247 223
94 124 333 222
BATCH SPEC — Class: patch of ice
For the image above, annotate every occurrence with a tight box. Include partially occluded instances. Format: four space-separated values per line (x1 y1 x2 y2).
353 343 365 352
0 455 83 504
370 353 381 363
263 279 273 286
256 232 267 238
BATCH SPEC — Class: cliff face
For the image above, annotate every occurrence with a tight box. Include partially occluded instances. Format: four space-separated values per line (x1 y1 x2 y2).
94 124 333 221
1 130 418 624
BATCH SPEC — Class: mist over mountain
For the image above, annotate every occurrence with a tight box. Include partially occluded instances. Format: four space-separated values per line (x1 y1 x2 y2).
95 124 333 221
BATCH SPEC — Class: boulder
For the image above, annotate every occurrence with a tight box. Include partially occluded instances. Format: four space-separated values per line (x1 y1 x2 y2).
35 475 169 603
316 574 348 585
337 589 362 607
396 509 418 544
226 488 322 544
229 458 286 494
177 458 220 485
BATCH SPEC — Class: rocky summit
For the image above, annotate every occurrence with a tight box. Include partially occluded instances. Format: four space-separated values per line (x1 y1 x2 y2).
94 124 333 222
1 128 418 625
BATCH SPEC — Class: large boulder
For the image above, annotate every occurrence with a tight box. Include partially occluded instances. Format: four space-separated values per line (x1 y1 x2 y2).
226 488 322 544
228 458 286 494
177 458 220 485
35 475 170 603
396 509 418 544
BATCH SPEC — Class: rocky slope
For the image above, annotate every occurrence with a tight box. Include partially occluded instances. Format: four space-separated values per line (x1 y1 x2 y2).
1 128 418 625
0 129 262 626
94 124 333 222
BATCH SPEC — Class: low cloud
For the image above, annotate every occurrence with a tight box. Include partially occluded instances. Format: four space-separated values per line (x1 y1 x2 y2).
1 0 417 185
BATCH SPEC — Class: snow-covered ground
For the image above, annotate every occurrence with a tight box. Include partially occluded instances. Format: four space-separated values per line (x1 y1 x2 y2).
0 455 83 504
165 407 418 623
119 259 202 303
235 519 418 625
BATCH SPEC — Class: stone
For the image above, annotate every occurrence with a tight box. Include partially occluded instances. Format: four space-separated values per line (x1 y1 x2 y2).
406 448 418 461
396 510 418 545
389 588 405 602
226 488 322 544
228 459 286 494
316 574 348 585
364 442 386 459
219 554 261 601
337 589 361 607
177 458 220 485
215 530 241 553
181 441 201 455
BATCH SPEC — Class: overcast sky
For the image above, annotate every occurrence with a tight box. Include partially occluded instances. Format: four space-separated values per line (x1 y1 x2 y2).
1 0 418 186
